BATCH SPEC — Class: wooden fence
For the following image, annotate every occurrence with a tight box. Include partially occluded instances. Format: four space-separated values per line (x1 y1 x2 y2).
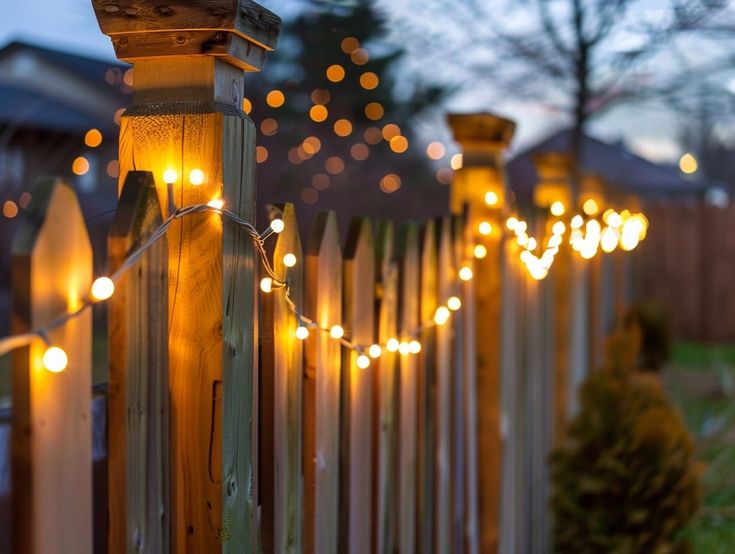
0 1 644 553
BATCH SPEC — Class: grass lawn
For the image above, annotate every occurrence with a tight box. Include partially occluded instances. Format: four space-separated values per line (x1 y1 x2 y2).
662 342 735 552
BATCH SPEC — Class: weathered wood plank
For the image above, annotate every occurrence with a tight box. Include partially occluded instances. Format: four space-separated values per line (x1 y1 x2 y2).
340 217 375 554
396 222 420 554
417 219 437 554
11 177 93 554
116 59 258 553
108 171 169 554
259 203 303 554
373 220 399 554
303 211 342 554
551 227 572 446
435 217 455 554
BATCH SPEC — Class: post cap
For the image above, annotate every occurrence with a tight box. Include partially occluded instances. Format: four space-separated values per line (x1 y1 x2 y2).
447 112 516 149
92 0 281 71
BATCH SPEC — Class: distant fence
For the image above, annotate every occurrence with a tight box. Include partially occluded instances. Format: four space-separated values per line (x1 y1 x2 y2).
0 1 646 553
641 200 735 343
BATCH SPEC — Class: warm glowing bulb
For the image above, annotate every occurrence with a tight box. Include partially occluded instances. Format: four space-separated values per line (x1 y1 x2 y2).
283 253 297 267
552 221 566 235
91 276 115 301
260 277 273 293
368 344 382 358
207 199 224 209
189 169 205 186
398 341 411 355
550 201 565 216
434 306 450 325
527 238 537 251
386 338 400 352
295 326 310 340
163 169 178 184
474 244 487 259
447 296 462 311
43 346 68 373
679 152 698 174
484 191 499 206
270 218 285 233
571 215 584 229
506 217 518 231
478 221 492 236
356 354 371 369
330 325 345 339
582 198 599 216
409 340 422 354
459 266 473 281
600 227 619 253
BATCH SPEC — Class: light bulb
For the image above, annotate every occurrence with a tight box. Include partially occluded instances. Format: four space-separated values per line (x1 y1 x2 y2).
459 266 473 281
570 215 584 229
527 238 537 251
368 344 382 358
270 218 285 234
356 354 371 369
434 306 450 325
260 277 273 293
398 341 411 355
283 253 297 267
90 276 115 301
550 201 565 216
189 169 205 186
474 244 487 259
552 221 566 236
163 169 178 184
409 340 422 354
386 338 400 352
295 326 309 340
330 325 344 339
506 217 518 231
478 221 492 236
207 199 224 210
583 198 599 216
447 296 462 311
484 191 499 206
600 227 619 253
42 346 68 373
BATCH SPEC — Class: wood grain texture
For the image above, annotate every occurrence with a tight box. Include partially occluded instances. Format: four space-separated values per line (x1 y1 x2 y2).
373 220 399 554
10 177 93 554
117 57 257 553
259 203 303 554
417 219 437 554
396 222 419 554
108 171 169 554
340 217 375 554
303 211 342 554
92 0 281 49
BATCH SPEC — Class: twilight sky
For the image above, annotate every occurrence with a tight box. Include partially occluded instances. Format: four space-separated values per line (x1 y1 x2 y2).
1 0 731 164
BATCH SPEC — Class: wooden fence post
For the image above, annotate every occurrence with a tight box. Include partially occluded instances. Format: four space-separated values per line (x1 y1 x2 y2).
448 112 516 554
93 2 281 552
396 222 420 554
259 203 303 554
373 220 399 554
11 177 93 553
341 217 375 554
108 171 169 554
303 211 342 554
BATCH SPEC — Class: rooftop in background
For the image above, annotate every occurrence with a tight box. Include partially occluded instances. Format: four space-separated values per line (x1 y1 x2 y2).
0 40 130 133
507 129 705 206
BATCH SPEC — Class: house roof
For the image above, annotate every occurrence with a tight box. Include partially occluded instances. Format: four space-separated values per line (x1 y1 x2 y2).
506 128 704 205
0 40 130 133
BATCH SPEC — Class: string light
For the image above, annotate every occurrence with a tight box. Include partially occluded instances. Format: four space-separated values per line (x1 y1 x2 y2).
386 338 400 352
550 201 565 216
270 218 285 234
459 266 473 281
260 277 273 293
43 346 68 373
474 245 487 259
90 277 115 301
368 344 382 358
283 253 297 267
295 326 310 340
356 354 371 369
409 340 422 354
484 191 499 206
189 169 205 186
478 221 492 236
207 199 225 210
398 341 411 355
163 169 177 184
447 296 462 311
330 325 345 339
434 306 450 325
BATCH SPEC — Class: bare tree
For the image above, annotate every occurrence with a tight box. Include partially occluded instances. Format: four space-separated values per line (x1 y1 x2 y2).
398 0 732 189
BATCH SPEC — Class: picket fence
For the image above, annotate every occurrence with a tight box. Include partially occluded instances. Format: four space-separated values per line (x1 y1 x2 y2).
0 1 640 553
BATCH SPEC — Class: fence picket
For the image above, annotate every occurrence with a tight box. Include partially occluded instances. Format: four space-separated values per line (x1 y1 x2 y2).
304 211 343 554
259 203 303 554
341 217 375 554
373 220 399 554
108 171 169 554
11 177 93 553
417 219 437 553
396 222 420 554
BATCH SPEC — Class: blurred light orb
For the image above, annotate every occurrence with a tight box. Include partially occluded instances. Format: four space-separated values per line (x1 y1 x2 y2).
679 152 698 174
242 97 252 114
3 200 18 219
326 64 345 82
351 143 370 161
426 141 445 160
334 119 353 137
380 174 401 194
351 48 369 65
310 104 329 123
72 156 90 176
311 89 331 105
450 153 463 170
389 135 409 153
365 102 384 121
256 146 269 164
550 201 565 216
341 37 360 54
84 128 102 148
359 72 379 90
189 169 205 186
325 156 345 175
43 346 68 373
91 276 115 301
582 198 599 216
283 253 297 267
266 89 285 108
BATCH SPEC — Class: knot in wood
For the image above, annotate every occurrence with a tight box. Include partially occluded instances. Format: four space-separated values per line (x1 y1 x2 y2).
124 7 139 16
175 35 186 45
103 5 119 13
154 4 173 16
